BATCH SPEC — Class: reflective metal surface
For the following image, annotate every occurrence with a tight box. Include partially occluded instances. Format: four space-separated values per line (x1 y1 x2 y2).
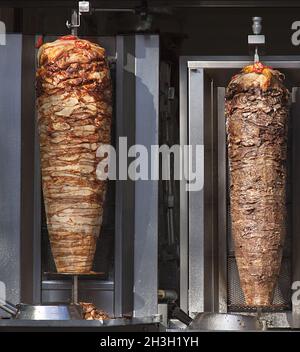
179 57 189 313
0 301 18 316
14 304 83 320
217 87 228 313
0 34 22 315
187 313 261 331
0 301 84 320
134 35 159 318
0 315 161 332
114 35 159 318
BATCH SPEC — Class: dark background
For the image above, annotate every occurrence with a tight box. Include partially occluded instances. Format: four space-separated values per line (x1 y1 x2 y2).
1 1 300 56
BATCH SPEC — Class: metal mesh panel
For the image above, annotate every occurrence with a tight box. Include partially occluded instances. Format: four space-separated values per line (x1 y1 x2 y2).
227 256 291 312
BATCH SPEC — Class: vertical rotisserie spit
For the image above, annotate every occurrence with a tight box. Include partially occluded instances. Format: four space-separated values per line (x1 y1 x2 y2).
36 36 112 273
225 62 289 306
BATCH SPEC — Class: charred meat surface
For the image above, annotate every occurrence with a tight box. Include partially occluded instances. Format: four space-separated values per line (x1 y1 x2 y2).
80 302 110 320
225 62 289 306
36 36 112 273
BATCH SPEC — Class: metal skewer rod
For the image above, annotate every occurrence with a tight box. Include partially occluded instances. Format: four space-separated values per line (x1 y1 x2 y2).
249 17 264 64
66 2 90 35
71 9 79 36
254 46 259 63
72 275 79 304
256 307 262 319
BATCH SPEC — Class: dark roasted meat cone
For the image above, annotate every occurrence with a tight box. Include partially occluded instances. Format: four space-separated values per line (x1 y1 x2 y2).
225 63 289 306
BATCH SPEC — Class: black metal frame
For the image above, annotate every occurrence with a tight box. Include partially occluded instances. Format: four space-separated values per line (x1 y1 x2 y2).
1 1 300 9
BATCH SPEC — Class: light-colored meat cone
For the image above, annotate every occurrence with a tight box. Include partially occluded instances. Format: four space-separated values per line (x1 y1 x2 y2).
36 36 112 273
225 63 289 306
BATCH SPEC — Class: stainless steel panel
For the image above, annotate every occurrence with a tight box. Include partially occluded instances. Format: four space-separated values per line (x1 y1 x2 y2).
188 68 205 315
114 35 135 317
21 35 40 304
179 57 189 313
0 34 22 310
134 35 159 318
188 69 216 316
42 280 114 316
115 35 159 318
217 87 227 313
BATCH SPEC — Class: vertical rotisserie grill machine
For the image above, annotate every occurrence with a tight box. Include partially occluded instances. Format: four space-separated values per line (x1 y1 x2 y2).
0 32 159 329
179 56 300 329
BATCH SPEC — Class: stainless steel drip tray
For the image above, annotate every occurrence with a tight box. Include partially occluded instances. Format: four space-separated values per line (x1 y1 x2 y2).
187 313 261 331
15 304 83 320
249 311 300 330
0 303 83 320
183 312 300 331
0 316 161 331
